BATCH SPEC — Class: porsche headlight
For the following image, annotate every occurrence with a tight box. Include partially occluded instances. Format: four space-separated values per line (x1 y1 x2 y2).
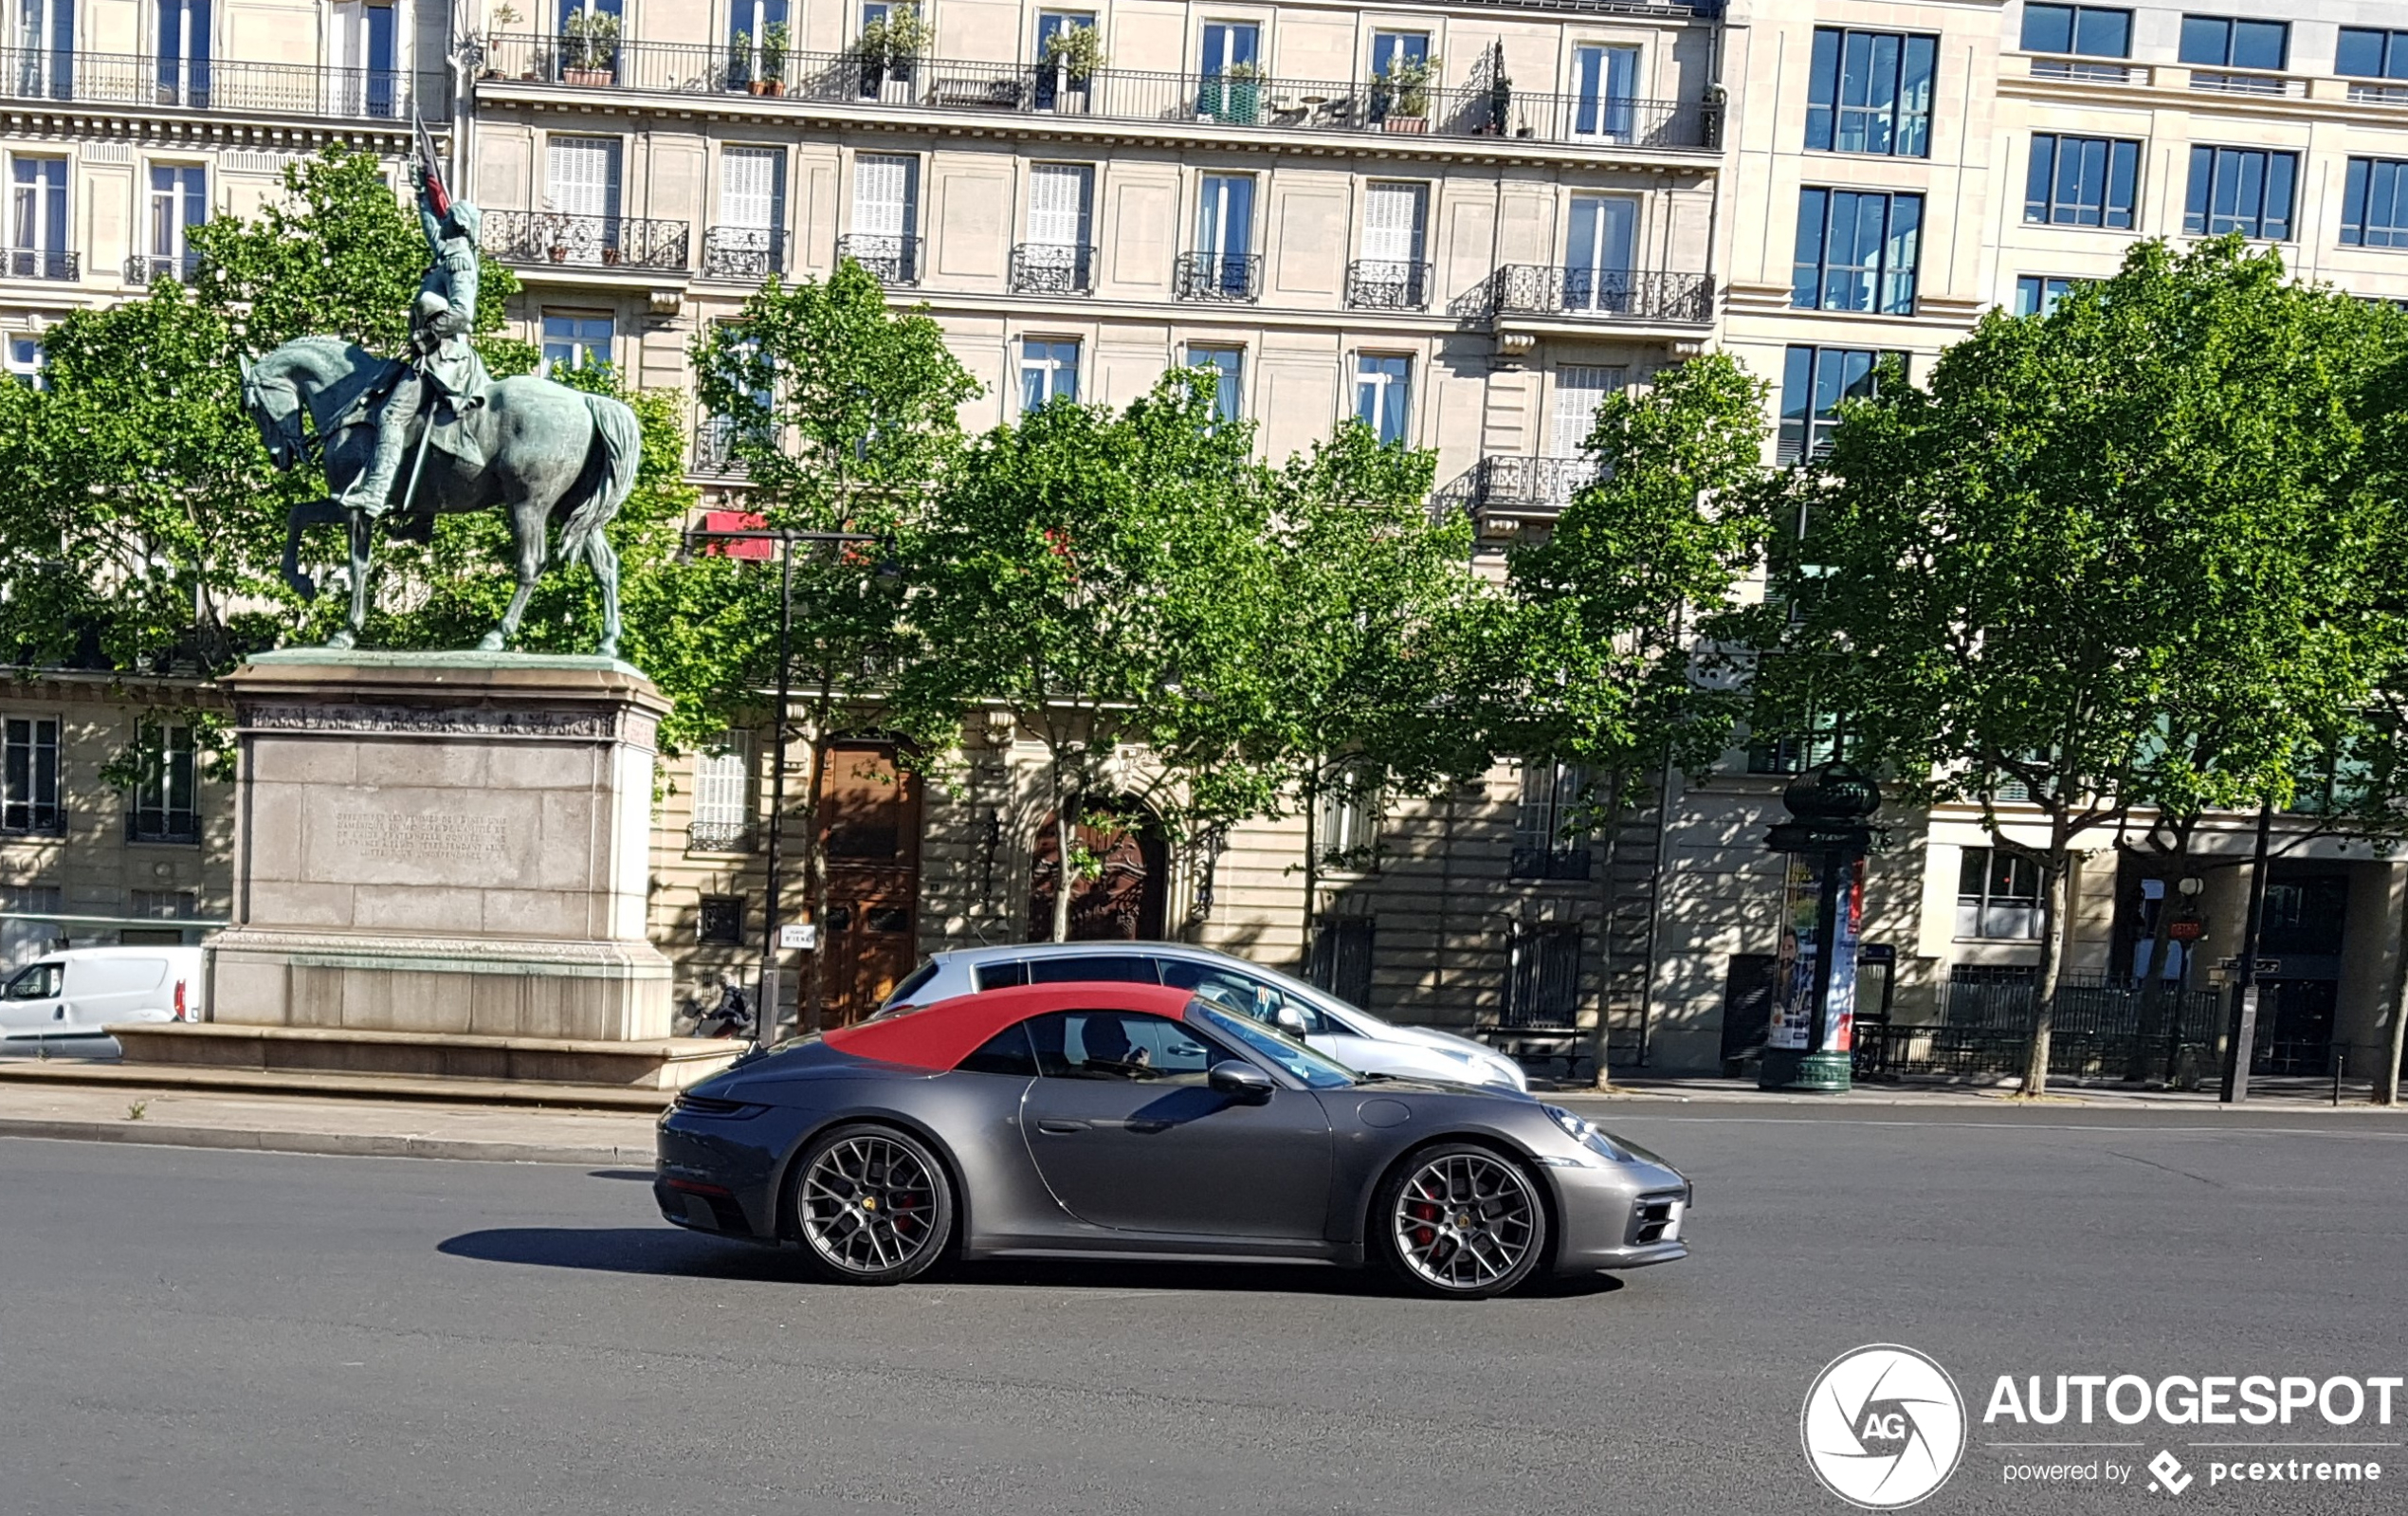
1543 1104 1630 1161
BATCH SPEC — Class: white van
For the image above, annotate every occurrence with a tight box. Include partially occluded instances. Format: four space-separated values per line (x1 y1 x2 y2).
0 946 205 1052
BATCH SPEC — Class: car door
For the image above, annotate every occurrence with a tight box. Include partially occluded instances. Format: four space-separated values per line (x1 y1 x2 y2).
1017 1009 1333 1240
0 959 65 1038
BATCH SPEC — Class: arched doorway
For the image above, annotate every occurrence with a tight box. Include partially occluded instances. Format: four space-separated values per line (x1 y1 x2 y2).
1027 799 1168 941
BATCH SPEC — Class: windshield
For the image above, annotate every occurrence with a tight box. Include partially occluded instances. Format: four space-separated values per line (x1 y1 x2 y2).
1188 1003 1358 1089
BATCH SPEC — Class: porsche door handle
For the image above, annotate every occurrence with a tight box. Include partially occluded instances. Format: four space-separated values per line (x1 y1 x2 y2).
1035 1120 1087 1135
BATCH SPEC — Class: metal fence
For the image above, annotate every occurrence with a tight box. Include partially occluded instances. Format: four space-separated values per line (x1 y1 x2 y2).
0 46 446 118
1855 974 2232 1082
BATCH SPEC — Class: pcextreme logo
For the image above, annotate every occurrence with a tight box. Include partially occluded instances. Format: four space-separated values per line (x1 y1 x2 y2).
1802 1344 1970 1509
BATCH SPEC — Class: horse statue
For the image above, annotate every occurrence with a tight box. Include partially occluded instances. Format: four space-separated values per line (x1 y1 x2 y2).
239 335 640 658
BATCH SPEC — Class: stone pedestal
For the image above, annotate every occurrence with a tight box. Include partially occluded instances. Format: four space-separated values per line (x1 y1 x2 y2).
126 650 731 1089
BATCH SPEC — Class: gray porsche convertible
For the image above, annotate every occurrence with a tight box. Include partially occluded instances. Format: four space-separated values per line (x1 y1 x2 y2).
654 980 1690 1298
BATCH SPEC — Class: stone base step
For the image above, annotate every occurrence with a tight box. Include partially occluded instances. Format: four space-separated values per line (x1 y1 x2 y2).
0 1057 681 1111
107 1022 742 1092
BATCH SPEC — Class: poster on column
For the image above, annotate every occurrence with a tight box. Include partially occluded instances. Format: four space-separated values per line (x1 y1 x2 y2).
1766 854 1819 1050
1824 856 1864 1054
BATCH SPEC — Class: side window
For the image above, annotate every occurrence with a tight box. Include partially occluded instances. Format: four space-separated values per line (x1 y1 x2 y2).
958 1021 1039 1076
1024 1010 1227 1082
6 962 60 999
1025 955 1160 985
975 961 1030 991
1157 960 1334 1035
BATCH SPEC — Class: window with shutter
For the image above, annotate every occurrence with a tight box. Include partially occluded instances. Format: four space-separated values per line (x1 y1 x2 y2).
720 147 782 229
853 154 915 237
1551 365 1623 458
1027 164 1091 249
546 136 621 221
689 731 753 851
1359 181 1427 265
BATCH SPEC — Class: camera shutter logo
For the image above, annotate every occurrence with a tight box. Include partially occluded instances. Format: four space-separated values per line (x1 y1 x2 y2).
1801 1344 1967 1508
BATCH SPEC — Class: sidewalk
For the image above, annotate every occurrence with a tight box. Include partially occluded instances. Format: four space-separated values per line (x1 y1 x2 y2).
0 1078 659 1164
1549 1073 2402 1110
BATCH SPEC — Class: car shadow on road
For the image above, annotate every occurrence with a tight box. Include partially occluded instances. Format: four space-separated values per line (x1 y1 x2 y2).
438 1226 1630 1301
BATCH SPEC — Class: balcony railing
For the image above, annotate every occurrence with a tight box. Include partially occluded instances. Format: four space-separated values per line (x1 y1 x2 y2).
483 210 690 273
2025 53 2134 83
1010 242 1095 295
686 819 756 853
837 232 921 286
1439 455 1596 537
692 417 747 476
4 248 77 282
1346 259 1432 311
125 250 198 285
0 47 444 117
702 225 785 280
477 34 1720 151
1174 251 1261 302
1489 266 1714 324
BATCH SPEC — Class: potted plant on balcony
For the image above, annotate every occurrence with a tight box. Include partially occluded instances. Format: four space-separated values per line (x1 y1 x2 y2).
561 8 619 85
729 29 755 90
1199 60 1261 123
759 20 789 95
1381 54 1435 133
1042 23 1104 109
859 5 930 100
482 1 520 79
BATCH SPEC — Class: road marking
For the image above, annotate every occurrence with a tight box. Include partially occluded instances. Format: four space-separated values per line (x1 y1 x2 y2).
1591 1114 2408 1140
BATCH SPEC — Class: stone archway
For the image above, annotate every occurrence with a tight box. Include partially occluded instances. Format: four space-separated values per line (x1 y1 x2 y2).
1027 798 1168 942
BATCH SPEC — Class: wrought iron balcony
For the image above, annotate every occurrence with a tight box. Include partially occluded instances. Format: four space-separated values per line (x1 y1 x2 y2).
476 34 1720 152
3 248 77 282
686 819 756 853
1010 242 1095 295
837 233 921 286
482 210 690 273
1346 259 1432 311
1438 455 1596 539
0 47 444 117
1488 266 1714 324
702 225 785 281
692 417 747 476
125 251 198 285
1174 251 1261 302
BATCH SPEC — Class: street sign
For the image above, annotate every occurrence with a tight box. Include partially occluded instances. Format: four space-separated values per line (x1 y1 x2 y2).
2167 919 2204 942
778 923 818 951
2254 958 2280 974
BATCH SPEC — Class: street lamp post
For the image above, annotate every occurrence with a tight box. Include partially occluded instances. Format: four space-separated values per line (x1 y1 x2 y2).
690 523 874 1051
1759 763 1881 1094
2218 800 2276 1105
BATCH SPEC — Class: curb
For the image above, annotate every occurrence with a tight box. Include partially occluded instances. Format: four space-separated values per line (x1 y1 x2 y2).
0 1116 640 1165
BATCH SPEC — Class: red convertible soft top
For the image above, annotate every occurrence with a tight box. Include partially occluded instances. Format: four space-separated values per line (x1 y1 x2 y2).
822 981 1195 1071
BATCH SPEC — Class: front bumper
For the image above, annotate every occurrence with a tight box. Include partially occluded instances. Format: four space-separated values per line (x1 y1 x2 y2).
1543 1158 1692 1274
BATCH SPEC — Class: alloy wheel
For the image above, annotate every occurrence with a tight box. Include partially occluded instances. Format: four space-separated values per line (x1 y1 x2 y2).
798 1134 941 1275
1391 1150 1540 1292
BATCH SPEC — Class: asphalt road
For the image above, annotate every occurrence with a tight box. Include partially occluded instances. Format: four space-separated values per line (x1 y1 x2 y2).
3 1107 2404 1516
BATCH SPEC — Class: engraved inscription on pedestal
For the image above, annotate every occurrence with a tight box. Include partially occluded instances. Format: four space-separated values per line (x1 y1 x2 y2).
332 812 509 864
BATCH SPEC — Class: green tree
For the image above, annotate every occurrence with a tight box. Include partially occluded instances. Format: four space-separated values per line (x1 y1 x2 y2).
1749 238 2408 1097
912 369 1268 942
1226 421 1497 966
691 262 981 1020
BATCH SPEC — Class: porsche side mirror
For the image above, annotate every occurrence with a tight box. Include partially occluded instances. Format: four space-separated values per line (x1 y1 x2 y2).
1208 1060 1274 1103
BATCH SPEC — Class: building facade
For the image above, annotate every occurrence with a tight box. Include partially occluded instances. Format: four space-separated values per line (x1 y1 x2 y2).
8 0 2406 1083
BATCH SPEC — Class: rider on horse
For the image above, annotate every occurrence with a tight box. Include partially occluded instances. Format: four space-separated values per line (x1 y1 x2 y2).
341 149 490 520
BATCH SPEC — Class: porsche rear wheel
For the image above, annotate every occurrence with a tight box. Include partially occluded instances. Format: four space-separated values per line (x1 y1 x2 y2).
1375 1143 1548 1299
792 1123 954 1286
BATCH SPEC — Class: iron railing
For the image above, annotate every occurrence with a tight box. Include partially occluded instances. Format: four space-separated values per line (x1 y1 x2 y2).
1853 977 2266 1083
691 417 747 476
0 47 443 117
1489 266 1715 323
1346 258 1432 311
1444 455 1596 529
1010 242 1096 295
3 248 77 282
836 232 921 285
702 225 784 280
477 35 1720 151
482 210 690 272
125 251 198 285
685 819 756 853
1174 251 1260 302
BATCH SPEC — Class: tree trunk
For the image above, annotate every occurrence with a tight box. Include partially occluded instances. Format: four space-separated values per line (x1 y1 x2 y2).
2381 868 2408 1105
2126 846 2185 1084
2022 853 2071 1098
1050 768 1076 943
